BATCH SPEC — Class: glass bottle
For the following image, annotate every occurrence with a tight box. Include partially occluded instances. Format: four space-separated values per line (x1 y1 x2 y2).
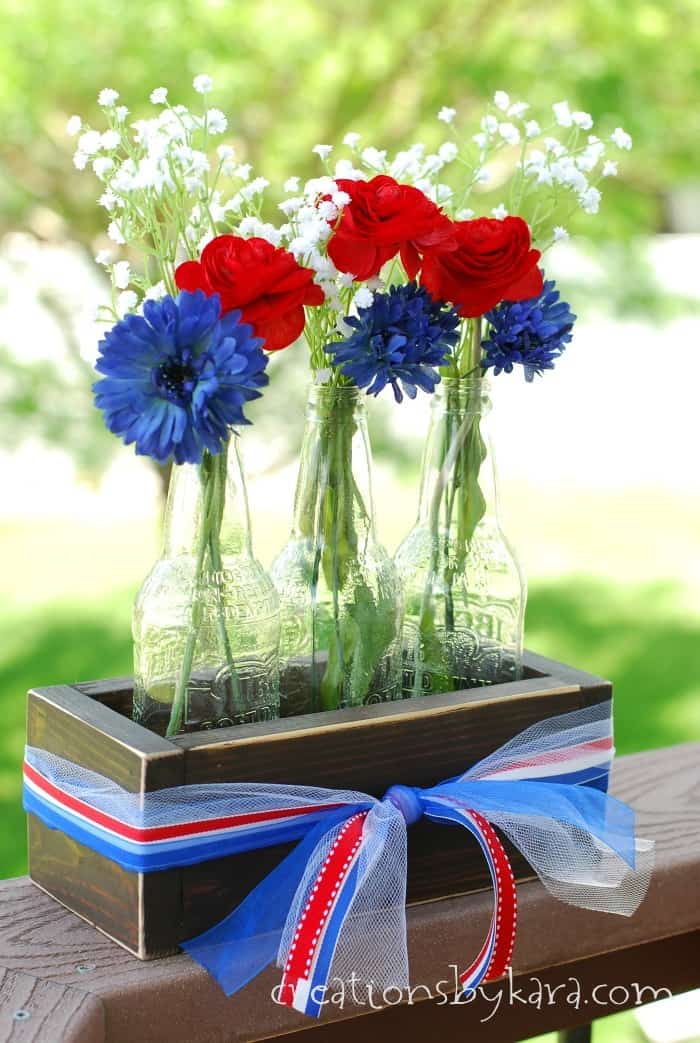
394 376 525 696
133 440 280 737
271 382 403 716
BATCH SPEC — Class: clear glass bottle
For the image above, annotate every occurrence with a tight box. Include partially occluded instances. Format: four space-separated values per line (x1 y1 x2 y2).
271 382 403 716
394 376 525 697
133 440 280 737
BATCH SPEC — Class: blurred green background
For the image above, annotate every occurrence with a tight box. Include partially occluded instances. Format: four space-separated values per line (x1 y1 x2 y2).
0 3 699 1038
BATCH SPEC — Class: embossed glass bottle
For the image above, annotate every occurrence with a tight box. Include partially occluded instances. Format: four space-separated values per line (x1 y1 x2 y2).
271 382 403 716
133 440 280 736
394 376 525 696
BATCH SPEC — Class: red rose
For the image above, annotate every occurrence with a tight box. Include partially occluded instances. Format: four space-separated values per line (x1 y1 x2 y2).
328 175 456 281
420 217 543 318
175 235 324 351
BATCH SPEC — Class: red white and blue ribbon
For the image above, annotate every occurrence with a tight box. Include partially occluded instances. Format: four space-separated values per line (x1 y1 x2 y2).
23 701 653 1018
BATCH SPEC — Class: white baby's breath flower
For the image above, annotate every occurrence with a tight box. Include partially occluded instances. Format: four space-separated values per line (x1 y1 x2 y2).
421 154 444 176
92 156 114 179
525 120 540 138
73 151 89 170
235 163 252 181
100 130 121 151
602 160 618 177
115 106 129 124
337 272 355 288
189 151 210 175
343 132 362 148
193 74 213 94
240 176 269 200
498 122 520 145
579 186 602 213
456 208 475 220
145 281 166 300
317 200 338 221
434 183 453 203
437 106 456 124
279 196 303 215
107 220 126 244
474 168 490 184
66 115 81 136
493 90 510 111
438 141 459 163
481 114 498 134
354 287 374 309
361 147 387 170
334 159 364 180
304 175 338 198
611 127 632 150
112 260 131 289
150 87 168 104
216 144 235 162
552 100 573 128
184 175 203 193
508 101 529 118
312 144 333 160
206 108 227 135
544 137 566 157
98 88 119 107
331 189 350 207
390 150 421 179
116 290 138 316
78 130 102 156
284 176 300 192
472 132 488 150
572 110 593 130
95 249 112 266
553 226 569 242
491 204 509 219
111 164 135 193
98 190 118 211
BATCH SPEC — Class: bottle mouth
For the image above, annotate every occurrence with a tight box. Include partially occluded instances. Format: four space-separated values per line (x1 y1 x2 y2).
433 373 491 412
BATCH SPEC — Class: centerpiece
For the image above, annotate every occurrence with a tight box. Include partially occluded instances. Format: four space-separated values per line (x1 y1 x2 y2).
72 80 631 727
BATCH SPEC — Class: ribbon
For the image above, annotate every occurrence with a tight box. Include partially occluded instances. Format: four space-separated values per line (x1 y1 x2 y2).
23 701 653 1018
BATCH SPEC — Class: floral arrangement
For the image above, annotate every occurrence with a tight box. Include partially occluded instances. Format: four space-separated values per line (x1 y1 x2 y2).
72 79 631 727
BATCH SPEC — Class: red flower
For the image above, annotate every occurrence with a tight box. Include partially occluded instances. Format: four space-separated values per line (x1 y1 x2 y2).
327 175 456 281
420 217 543 318
175 235 324 351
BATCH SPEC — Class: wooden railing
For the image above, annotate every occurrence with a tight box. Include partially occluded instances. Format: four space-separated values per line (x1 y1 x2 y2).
0 741 698 1042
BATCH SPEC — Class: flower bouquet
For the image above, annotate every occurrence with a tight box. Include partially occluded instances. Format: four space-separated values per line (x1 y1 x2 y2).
72 80 631 731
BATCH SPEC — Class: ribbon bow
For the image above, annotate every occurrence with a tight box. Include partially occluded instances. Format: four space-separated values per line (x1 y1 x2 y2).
23 701 653 1019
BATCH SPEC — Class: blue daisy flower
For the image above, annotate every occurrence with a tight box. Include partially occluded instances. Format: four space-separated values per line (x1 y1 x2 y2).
482 279 576 382
93 290 268 465
325 283 460 402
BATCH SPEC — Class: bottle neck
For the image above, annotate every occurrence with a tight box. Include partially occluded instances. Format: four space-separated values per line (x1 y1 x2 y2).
417 376 496 527
291 382 376 540
162 440 253 559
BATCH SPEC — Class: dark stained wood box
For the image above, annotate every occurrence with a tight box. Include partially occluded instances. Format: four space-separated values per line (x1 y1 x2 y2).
25 651 611 959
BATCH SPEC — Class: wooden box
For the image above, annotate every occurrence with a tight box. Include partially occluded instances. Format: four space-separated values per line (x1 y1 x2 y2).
25 651 611 959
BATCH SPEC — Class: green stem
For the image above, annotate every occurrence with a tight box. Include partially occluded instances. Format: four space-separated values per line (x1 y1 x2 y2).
165 457 216 738
206 447 244 717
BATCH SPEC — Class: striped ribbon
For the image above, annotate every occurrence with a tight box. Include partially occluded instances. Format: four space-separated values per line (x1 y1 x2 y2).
24 701 652 1019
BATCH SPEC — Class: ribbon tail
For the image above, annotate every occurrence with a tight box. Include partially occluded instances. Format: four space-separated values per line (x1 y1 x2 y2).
278 802 409 1018
422 798 517 995
182 805 361 995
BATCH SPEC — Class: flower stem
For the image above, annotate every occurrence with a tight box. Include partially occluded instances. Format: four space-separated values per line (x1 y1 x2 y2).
207 446 244 717
165 458 216 738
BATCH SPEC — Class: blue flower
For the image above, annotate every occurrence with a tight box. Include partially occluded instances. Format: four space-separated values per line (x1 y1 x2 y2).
325 284 460 402
93 291 268 465
482 279 576 382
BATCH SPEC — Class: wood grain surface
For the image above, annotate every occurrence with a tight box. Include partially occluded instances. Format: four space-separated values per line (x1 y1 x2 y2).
4 741 699 1043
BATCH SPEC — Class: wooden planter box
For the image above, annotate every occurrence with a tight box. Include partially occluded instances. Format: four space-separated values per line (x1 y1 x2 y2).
25 651 611 960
